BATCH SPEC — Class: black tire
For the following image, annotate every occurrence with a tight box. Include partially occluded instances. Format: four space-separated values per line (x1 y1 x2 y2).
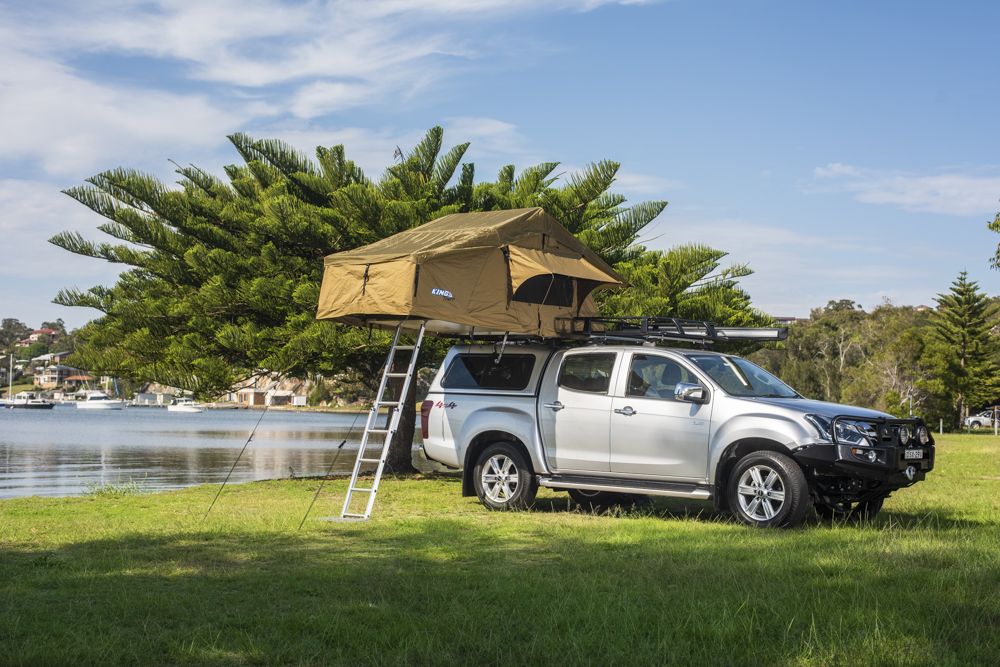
815 499 852 521
971 423 982 431
727 451 810 528
472 442 537 511
848 495 885 523
816 495 885 523
568 488 640 511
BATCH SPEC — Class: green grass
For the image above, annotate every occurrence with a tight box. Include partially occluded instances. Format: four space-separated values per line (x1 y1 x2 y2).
83 480 146 498
1 435 998 666
1 383 35 398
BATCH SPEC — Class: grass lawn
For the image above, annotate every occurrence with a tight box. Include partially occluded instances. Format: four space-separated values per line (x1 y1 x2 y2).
1 383 35 399
1 434 998 666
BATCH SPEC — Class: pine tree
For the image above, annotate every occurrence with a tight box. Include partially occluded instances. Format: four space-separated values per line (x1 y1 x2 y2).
932 271 998 425
50 127 765 472
599 245 770 327
989 207 1000 270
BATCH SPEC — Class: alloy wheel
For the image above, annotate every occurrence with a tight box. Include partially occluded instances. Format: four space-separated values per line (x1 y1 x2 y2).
481 454 519 503
736 464 786 521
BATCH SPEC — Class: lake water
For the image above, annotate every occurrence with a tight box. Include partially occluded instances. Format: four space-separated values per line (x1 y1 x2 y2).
0 405 429 498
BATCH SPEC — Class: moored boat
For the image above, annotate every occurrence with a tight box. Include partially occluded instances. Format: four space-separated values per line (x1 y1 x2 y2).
8 391 55 409
167 397 204 413
76 390 125 410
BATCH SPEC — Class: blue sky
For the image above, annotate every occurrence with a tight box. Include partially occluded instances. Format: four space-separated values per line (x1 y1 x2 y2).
1 0 998 328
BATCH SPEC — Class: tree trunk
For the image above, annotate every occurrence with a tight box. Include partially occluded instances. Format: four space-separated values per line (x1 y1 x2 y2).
383 367 419 475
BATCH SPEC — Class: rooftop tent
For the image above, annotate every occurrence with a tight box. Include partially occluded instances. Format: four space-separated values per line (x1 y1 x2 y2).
316 207 623 337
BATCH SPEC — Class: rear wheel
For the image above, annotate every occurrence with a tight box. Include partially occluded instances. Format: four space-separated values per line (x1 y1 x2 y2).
971 422 982 431
728 451 810 528
473 442 537 511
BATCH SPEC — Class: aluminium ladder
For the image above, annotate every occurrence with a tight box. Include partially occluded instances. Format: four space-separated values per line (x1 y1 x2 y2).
338 322 426 521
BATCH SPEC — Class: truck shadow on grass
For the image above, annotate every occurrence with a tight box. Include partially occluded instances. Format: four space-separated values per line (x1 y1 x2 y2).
528 493 992 530
3 512 998 666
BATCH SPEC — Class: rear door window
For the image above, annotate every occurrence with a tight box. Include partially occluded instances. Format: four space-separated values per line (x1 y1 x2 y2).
558 353 616 394
442 354 536 390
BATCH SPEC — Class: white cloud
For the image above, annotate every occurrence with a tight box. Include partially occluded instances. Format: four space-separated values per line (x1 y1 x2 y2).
443 117 527 158
640 212 954 317
0 179 120 279
615 171 683 196
812 162 1000 217
0 1 654 174
0 31 242 177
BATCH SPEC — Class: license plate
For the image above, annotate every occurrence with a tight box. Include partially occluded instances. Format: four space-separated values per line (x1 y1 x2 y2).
904 449 924 460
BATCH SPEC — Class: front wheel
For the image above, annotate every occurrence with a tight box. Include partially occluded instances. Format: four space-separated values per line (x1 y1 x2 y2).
970 422 982 431
728 451 810 528
473 442 537 511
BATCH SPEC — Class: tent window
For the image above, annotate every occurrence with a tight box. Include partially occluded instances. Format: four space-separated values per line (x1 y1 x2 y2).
512 274 574 307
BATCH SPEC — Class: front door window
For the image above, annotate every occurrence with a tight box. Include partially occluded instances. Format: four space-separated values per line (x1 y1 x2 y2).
626 354 698 400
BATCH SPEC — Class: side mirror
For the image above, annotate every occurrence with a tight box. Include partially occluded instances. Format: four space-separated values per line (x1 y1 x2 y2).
674 382 707 403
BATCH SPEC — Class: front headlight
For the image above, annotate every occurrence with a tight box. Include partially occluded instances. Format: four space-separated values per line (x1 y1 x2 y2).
805 414 875 446
804 414 832 441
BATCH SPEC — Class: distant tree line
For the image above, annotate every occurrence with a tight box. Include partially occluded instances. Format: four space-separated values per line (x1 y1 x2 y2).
751 272 999 429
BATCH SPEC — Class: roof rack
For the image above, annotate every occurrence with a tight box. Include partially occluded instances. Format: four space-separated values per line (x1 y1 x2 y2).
563 317 788 345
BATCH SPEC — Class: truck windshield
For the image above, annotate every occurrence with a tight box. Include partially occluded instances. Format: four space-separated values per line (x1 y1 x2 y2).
688 355 798 399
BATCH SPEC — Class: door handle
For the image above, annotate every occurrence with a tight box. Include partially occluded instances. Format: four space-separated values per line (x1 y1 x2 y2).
543 401 564 411
614 406 636 416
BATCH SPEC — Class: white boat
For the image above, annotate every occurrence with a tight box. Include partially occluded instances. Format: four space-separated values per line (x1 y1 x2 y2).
167 397 204 413
76 390 125 410
8 391 55 410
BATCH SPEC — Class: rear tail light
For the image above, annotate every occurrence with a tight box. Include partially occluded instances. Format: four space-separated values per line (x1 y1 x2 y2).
420 400 433 439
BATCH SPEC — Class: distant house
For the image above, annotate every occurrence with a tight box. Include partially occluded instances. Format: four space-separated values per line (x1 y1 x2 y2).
237 388 267 407
63 374 94 390
33 365 80 389
229 375 308 407
30 351 70 368
133 391 173 406
266 389 295 406
29 328 59 342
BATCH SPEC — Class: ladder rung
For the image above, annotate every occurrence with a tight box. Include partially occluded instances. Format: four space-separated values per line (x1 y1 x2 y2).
342 513 367 519
349 487 374 493
385 373 409 378
376 401 401 407
367 428 390 435
392 345 416 351
358 457 381 463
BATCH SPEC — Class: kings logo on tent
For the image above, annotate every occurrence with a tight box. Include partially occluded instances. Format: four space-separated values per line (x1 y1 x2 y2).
431 288 454 300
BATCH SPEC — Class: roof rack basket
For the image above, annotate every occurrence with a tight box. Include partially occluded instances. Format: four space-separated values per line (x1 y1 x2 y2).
564 317 788 345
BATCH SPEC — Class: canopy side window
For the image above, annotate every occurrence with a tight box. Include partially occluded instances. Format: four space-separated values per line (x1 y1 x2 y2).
442 354 536 390
512 274 575 307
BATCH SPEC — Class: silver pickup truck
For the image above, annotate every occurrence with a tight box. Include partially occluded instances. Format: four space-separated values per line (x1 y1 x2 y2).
420 344 935 527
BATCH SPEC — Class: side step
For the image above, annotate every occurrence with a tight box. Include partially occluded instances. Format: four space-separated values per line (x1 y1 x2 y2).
538 475 713 500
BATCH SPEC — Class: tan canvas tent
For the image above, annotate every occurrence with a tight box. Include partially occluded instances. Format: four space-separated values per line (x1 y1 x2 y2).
316 207 623 337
